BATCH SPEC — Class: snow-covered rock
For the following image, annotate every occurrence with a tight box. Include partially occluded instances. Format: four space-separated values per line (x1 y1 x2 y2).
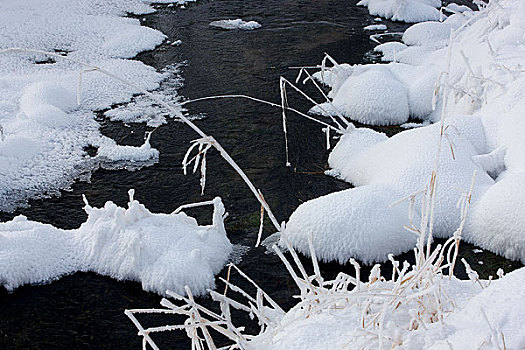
357 0 442 23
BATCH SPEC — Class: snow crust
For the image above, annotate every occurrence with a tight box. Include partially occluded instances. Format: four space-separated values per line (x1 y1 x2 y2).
210 19 262 30
0 191 232 296
290 0 525 264
0 0 183 211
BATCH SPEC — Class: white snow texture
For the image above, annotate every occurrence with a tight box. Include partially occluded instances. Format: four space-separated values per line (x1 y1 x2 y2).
0 0 183 211
0 191 232 296
210 19 262 30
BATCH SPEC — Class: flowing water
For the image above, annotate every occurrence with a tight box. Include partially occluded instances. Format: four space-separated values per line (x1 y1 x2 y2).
0 1 521 349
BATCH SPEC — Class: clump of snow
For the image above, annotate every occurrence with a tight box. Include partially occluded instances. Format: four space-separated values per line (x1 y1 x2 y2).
210 19 262 30
312 66 410 125
282 184 416 264
97 133 159 163
0 0 185 211
0 191 232 296
357 0 442 23
374 41 408 61
363 24 387 31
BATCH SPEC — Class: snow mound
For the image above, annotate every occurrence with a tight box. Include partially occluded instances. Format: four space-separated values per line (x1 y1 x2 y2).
0 191 232 296
357 0 442 23
307 0 525 263
210 19 261 30
466 172 525 264
312 67 410 125
374 42 408 61
327 116 493 238
282 184 416 264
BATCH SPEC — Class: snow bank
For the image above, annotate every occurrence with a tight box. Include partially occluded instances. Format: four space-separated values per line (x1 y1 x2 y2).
293 0 525 264
250 268 525 349
0 191 232 296
0 0 184 211
357 0 442 23
210 19 262 30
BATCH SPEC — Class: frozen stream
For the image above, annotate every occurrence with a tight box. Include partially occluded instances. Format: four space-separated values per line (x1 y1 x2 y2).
0 0 521 348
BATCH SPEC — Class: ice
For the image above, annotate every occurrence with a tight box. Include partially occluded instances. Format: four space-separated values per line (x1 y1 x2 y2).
0 191 232 296
363 24 387 31
97 134 159 163
0 0 185 211
209 19 262 30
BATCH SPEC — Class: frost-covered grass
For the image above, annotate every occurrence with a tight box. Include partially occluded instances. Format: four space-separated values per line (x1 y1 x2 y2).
125 173 522 348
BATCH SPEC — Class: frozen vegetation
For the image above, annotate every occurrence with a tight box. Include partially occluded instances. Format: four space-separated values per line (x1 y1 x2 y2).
0 0 185 211
0 191 231 296
209 19 262 30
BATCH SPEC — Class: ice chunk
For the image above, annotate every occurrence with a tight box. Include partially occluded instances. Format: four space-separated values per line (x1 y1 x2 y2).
210 19 261 30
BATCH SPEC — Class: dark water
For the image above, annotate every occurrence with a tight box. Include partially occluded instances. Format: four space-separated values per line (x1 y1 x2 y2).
0 1 521 349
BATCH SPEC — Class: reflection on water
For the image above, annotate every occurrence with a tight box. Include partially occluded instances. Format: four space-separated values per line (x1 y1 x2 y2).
0 1 521 349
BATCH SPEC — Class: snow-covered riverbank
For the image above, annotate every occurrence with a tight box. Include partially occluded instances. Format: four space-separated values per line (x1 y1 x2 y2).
285 0 525 266
0 0 189 211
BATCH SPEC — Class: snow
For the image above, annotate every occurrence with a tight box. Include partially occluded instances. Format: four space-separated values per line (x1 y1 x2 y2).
282 184 416 264
363 24 387 31
409 268 525 349
357 0 442 23
312 66 410 125
291 0 525 265
0 0 185 211
374 41 408 61
0 191 232 296
250 268 525 349
210 19 262 30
